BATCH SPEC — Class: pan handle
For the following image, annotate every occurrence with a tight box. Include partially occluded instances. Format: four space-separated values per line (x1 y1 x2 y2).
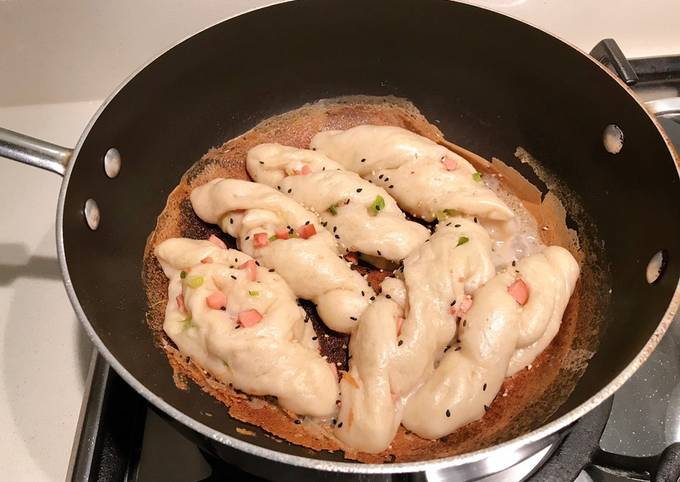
0 127 73 177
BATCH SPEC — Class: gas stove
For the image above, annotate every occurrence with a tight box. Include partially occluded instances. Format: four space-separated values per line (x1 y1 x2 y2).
66 40 680 482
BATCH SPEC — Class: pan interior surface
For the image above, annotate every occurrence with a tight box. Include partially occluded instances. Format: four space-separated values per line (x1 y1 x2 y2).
60 0 680 467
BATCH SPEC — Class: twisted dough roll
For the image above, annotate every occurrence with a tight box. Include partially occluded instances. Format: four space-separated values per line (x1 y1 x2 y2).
389 218 496 396
310 125 514 222
155 238 338 417
334 219 495 452
335 277 406 453
190 179 374 333
246 143 429 261
402 246 579 439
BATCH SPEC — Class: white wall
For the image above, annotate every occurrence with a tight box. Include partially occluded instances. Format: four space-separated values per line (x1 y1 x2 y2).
1 0 679 106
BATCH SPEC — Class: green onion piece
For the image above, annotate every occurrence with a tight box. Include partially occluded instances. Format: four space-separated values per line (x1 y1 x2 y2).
435 210 448 222
369 195 385 216
268 235 278 242
288 231 299 238
472 172 482 182
328 204 338 216
456 236 470 247
248 290 259 296
445 209 460 217
180 271 187 279
181 316 196 331
186 276 204 289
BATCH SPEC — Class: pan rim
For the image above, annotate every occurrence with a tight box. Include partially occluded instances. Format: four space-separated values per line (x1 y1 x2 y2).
55 0 680 474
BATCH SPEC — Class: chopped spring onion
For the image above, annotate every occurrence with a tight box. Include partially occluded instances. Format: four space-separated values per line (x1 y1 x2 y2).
180 270 187 279
328 204 339 216
181 316 196 331
186 276 204 289
268 235 278 242
456 236 469 247
435 209 460 222
472 171 482 182
248 290 259 297
369 195 385 216
288 231 299 238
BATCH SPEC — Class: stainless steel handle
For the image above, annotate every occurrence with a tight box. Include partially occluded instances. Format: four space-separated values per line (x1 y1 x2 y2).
645 97 680 116
0 127 73 176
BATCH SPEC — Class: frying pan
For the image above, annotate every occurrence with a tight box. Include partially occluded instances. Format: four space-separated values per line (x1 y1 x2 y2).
1 0 679 479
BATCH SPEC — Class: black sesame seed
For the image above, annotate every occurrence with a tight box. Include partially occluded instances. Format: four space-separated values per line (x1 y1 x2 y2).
511 260 516 267
331 418 337 425
474 217 478 223
446 222 451 227
259 160 264 164
483 383 487 391
230 275 237 280
454 224 461 228
294 419 301 425
377 250 382 256
378 174 384 180
333 226 337 232
234 258 238 262
234 325 240 329
462 320 467 327
312 147 317 151
388 185 394 189
444 346 450 353
268 268 275 272
337 422 344 428
230 218 234 224
322 166 325 171
360 158 366 163
398 340 404 346
384 177 390 182
450 300 456 306
335 234 340 239
454 346 462 351
356 188 363 193
484 405 490 411
220 306 227 311
344 199 350 205
287 188 292 194
350 316 357 321
277 185 281 190
321 221 328 227
255 260 260 266
385 294 391 299
370 296 376 301
361 291 365 296
312 336 318 341
445 409 451 418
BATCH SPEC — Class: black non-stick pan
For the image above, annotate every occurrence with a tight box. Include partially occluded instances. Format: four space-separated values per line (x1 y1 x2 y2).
1 1 678 480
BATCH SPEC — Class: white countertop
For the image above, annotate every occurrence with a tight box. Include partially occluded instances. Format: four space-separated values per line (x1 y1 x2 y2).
0 1 678 480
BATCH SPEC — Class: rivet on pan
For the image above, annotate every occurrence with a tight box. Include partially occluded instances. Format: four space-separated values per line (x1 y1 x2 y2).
84 198 100 231
104 147 121 178
603 124 624 154
646 250 667 284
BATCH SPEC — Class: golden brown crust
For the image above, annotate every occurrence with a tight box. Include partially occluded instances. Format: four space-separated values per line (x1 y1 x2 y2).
142 96 595 463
